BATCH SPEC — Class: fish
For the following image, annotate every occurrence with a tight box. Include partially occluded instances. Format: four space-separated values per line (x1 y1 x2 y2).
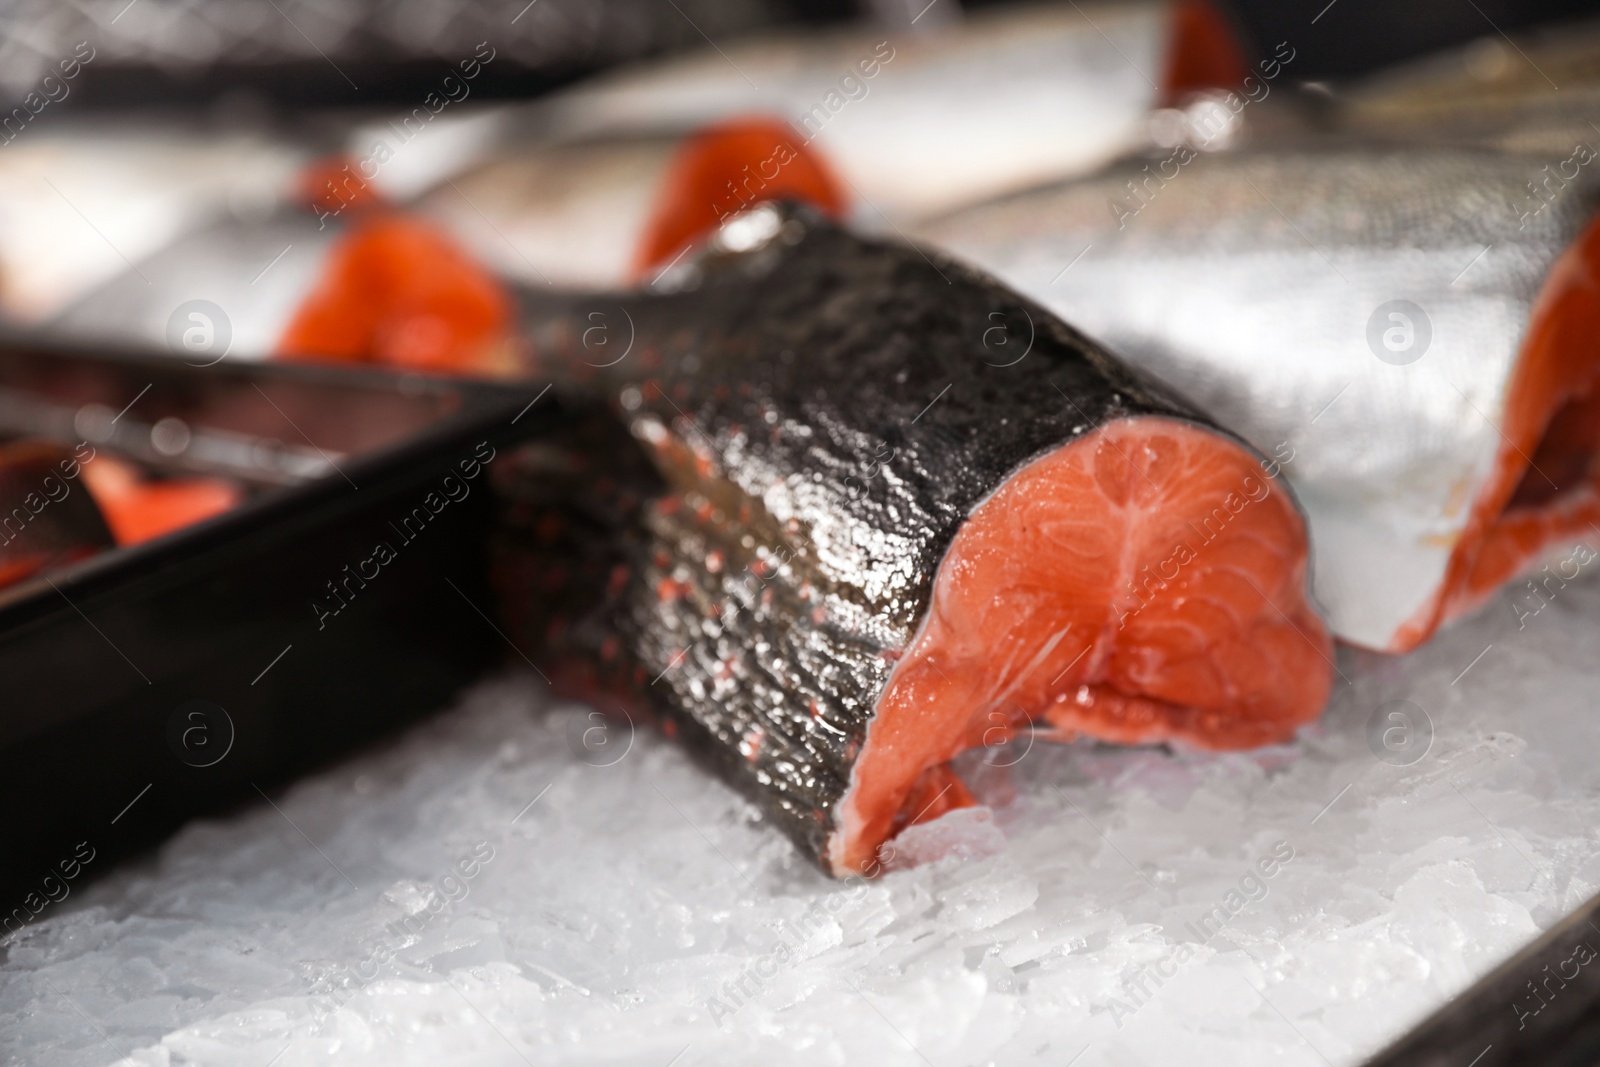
487 203 1332 875
521 0 1248 218
38 201 515 375
77 455 241 547
370 0 1252 287
35 0 1248 343
0 439 238 592
0 117 311 324
410 117 851 290
915 141 1600 652
38 118 837 367
11 0 1256 324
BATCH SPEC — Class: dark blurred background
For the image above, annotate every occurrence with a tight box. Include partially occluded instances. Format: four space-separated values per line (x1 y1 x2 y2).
1 0 1592 112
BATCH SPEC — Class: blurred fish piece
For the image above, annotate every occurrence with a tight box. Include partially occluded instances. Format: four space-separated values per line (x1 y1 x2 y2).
0 119 311 323
492 204 1331 874
523 0 1246 218
37 121 838 363
412 117 850 289
78 455 242 547
918 143 1600 651
0 440 242 591
362 0 1250 277
42 0 1250 317
38 200 513 375
0 440 113 588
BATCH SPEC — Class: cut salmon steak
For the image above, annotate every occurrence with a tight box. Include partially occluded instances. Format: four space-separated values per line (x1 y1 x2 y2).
489 204 1332 875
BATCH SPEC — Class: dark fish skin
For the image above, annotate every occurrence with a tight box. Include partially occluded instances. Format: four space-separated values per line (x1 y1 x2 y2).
492 205 1223 869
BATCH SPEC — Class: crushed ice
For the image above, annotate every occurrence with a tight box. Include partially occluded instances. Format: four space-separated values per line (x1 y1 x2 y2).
6 577 1600 1065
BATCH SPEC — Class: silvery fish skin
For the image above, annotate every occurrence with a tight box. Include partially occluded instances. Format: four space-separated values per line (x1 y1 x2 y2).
420 1 1169 223
38 214 338 361
916 143 1600 650
0 121 309 323
414 136 683 290
1335 19 1600 157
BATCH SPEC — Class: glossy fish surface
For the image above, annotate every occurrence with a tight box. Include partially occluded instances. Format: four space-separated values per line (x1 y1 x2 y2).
415 118 849 289
0 120 309 324
493 204 1332 873
436 1 1184 224
40 207 513 375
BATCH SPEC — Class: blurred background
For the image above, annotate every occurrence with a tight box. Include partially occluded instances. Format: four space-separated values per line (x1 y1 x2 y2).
0 0 1590 106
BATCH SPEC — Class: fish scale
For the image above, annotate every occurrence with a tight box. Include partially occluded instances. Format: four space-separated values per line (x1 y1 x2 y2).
496 204 1329 872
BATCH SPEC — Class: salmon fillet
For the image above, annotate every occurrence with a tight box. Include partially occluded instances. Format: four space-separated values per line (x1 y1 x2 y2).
831 416 1328 873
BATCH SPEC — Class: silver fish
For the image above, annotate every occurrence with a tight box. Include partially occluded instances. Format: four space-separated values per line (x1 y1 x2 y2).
363 0 1179 254
39 213 336 361
39 205 518 377
0 119 310 324
412 135 694 290
917 141 1600 651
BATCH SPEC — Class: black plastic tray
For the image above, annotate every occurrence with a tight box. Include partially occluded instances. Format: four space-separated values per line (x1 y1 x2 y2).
0 340 568 913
